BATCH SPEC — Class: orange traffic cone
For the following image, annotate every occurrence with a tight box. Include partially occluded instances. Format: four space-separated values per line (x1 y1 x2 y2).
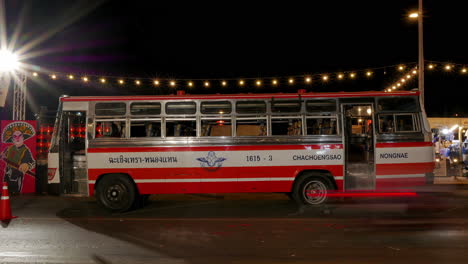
1 182 17 221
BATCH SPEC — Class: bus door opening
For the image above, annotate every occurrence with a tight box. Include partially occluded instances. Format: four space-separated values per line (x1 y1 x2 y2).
59 111 87 195
342 104 375 190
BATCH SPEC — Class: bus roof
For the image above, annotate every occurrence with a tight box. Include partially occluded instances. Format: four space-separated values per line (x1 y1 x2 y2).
60 90 420 102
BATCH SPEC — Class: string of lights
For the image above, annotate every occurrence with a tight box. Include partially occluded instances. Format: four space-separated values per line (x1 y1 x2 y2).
26 61 467 91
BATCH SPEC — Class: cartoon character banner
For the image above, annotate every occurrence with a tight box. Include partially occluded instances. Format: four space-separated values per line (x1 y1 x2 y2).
0 120 36 194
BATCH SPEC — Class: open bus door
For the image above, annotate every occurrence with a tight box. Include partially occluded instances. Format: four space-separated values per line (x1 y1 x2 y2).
341 102 376 191
58 111 88 195
48 105 88 196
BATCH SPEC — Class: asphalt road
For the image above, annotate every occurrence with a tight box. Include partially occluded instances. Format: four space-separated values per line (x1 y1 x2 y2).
2 185 468 264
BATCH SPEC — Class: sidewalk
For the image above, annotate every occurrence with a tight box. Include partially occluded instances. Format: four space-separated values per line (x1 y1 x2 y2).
434 176 468 184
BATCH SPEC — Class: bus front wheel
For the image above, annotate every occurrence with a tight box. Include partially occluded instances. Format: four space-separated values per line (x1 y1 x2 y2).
292 175 331 206
96 174 136 212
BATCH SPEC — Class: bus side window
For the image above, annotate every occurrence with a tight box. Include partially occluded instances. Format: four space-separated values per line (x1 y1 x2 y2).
166 120 197 137
201 119 232 137
395 114 417 132
130 121 161 137
379 114 394 133
271 118 302 136
96 121 126 138
236 119 267 136
306 118 337 135
378 114 418 133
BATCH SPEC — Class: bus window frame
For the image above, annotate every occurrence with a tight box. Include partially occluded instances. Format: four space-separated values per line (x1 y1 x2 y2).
200 116 234 138
164 116 198 138
129 118 163 138
235 116 268 137
165 101 197 115
305 115 340 136
270 115 304 136
94 118 128 139
376 96 420 113
130 101 162 116
200 100 233 115
94 102 127 116
377 113 421 134
270 99 303 114
305 98 338 114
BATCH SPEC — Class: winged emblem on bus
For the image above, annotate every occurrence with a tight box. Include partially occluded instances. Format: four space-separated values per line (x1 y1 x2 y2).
197 151 227 168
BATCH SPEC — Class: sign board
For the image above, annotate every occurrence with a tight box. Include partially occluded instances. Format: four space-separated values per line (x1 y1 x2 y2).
0 120 36 193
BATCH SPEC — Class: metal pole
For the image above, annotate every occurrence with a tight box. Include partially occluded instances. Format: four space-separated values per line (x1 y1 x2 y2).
418 0 425 109
12 72 27 120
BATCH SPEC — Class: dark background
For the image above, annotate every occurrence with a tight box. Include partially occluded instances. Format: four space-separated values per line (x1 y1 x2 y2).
2 0 467 119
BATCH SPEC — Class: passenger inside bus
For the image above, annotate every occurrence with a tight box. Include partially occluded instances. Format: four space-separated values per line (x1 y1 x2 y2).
96 121 126 138
306 118 337 135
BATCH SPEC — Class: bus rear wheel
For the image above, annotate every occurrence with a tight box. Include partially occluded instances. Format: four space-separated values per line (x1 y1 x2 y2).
96 175 136 212
292 175 331 205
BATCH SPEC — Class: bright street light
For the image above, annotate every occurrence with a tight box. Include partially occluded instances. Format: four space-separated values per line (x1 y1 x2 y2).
409 12 418 18
0 49 19 72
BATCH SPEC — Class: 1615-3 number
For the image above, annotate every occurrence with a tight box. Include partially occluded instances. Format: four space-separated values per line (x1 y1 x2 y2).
246 155 273 162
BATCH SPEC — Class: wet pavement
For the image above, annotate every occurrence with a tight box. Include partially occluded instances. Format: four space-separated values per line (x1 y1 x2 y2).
2 185 468 264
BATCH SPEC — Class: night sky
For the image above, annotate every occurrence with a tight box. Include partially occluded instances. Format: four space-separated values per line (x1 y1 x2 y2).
2 0 468 119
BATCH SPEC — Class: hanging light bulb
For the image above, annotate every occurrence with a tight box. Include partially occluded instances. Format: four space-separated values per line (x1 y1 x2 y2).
51 74 57 79
366 71 372 77
68 75 74 80
170 80 176 87
221 81 227 86
135 80 141 85
462 68 467 74
337 74 344 79
32 72 38 77
288 78 294 84
322 75 328 81
100 78 106 83
204 81 210 87
256 80 262 86
305 77 312 83
154 80 160 85
188 81 193 87
239 80 244 86
445 65 452 71
82 77 88 82
349 73 356 78
428 64 435 70
272 79 278 85
118 79 124 84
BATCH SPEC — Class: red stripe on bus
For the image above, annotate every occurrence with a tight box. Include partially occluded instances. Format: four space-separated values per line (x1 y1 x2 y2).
376 142 433 148
87 165 345 181
87 144 344 153
376 162 435 175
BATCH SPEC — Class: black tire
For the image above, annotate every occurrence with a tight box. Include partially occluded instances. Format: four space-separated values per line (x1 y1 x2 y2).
292 174 332 205
96 174 136 212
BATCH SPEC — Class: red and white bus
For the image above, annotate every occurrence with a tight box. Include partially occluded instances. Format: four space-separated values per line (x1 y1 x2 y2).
47 90 435 211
